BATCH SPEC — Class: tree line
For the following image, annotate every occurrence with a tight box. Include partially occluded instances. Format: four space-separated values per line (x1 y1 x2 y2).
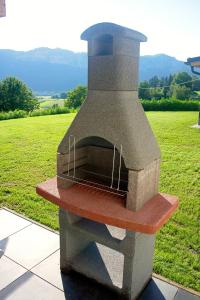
139 72 200 100
64 72 200 109
0 72 199 113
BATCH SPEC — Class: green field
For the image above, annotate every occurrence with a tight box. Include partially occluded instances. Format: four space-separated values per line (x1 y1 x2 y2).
36 95 65 109
39 99 65 109
0 112 199 291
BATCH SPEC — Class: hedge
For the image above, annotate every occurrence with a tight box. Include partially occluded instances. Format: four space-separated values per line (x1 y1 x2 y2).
0 99 199 121
0 107 71 121
0 110 27 120
141 99 200 111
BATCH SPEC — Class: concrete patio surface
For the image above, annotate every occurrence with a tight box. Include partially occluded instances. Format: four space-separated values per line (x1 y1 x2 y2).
0 208 199 300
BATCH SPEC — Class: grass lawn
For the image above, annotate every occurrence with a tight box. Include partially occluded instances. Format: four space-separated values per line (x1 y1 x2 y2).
0 111 199 291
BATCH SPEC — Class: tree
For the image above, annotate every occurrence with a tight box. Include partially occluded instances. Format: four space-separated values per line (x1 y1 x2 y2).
139 72 194 100
0 77 38 112
149 75 160 88
171 84 191 100
170 72 193 99
150 87 164 100
168 74 174 86
138 81 151 100
192 76 200 91
163 86 170 98
51 94 59 99
172 72 193 89
60 92 67 99
64 85 87 109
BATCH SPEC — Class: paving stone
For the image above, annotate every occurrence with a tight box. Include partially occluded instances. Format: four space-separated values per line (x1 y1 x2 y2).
0 209 31 241
0 271 65 300
0 256 26 290
174 288 200 300
0 223 59 269
59 270 120 300
139 277 178 300
31 250 63 290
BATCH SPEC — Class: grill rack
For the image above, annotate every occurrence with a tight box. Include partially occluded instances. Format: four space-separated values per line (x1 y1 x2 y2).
59 134 127 197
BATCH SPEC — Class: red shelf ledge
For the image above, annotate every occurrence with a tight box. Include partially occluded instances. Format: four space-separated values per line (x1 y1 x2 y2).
36 177 178 234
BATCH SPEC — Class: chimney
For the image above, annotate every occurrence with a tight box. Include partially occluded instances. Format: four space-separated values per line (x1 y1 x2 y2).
58 22 161 211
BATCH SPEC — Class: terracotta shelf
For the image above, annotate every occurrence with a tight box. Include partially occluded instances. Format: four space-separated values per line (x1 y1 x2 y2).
36 177 178 234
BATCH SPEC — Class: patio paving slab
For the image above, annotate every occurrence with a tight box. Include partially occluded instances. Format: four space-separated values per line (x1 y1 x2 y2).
174 288 200 300
0 256 26 290
0 209 31 240
31 250 63 290
139 277 178 300
0 271 65 300
0 223 59 269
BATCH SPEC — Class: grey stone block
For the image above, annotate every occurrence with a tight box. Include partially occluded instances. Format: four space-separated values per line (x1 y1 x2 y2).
127 159 160 211
59 209 91 271
72 218 123 252
122 232 155 299
70 242 124 290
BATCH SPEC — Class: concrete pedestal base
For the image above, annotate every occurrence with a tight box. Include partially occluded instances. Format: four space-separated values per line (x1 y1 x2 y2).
59 208 155 300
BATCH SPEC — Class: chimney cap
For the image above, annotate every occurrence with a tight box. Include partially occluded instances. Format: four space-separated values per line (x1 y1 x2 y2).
81 22 147 42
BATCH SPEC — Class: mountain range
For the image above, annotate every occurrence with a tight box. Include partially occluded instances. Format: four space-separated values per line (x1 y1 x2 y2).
0 47 190 94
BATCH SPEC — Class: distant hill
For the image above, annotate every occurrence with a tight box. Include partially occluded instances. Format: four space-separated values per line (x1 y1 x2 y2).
0 48 190 94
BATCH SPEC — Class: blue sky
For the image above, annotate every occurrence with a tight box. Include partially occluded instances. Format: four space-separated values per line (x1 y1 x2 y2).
0 0 199 61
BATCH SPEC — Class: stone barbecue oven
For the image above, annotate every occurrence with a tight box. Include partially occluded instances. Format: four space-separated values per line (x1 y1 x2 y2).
37 23 178 300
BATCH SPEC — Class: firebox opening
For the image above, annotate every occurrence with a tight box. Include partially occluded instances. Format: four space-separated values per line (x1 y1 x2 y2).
61 136 128 194
94 34 113 56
